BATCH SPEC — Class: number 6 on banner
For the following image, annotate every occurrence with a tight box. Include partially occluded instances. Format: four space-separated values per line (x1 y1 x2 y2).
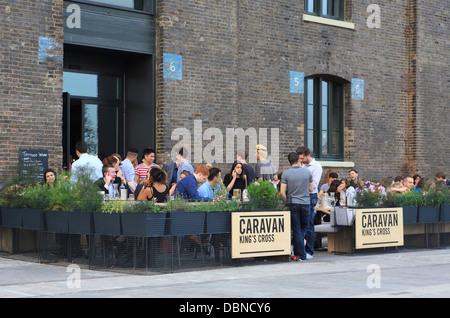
163 54 183 80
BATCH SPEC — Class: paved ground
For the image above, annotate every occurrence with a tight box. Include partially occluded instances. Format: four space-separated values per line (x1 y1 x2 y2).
0 248 449 300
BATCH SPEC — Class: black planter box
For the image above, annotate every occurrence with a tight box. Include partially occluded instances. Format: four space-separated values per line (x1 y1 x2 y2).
93 212 122 236
418 206 440 223
170 212 206 236
121 212 169 237
402 206 418 224
206 212 231 233
441 205 450 222
68 212 93 235
21 209 44 231
1 207 22 228
45 211 69 233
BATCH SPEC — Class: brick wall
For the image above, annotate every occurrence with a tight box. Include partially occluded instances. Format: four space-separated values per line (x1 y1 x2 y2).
155 0 448 181
0 0 64 183
1 0 447 185
415 0 450 177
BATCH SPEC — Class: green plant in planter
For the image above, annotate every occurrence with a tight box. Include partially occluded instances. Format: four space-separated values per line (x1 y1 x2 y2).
15 182 50 209
39 170 103 212
100 199 130 214
420 186 450 207
191 201 215 212
211 199 242 212
0 181 25 208
247 180 277 199
245 180 282 210
164 199 195 212
388 190 422 207
124 200 162 213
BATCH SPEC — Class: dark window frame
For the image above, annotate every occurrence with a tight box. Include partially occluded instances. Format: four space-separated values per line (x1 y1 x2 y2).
305 76 344 160
305 0 345 21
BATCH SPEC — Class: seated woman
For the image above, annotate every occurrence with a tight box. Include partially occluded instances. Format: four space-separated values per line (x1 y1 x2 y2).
223 161 247 198
137 167 170 203
315 180 346 223
169 170 190 196
339 178 351 202
41 168 58 188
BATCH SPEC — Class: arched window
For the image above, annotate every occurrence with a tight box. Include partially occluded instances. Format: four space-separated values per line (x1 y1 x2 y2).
305 76 344 160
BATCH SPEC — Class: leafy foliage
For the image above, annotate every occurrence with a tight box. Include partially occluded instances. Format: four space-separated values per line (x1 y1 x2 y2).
0 170 103 212
245 180 283 210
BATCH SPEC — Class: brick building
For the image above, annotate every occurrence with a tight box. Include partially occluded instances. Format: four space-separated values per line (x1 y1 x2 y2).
0 0 448 185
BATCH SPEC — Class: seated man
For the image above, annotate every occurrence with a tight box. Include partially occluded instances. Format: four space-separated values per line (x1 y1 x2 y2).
120 147 139 193
402 176 414 192
95 164 121 199
436 171 450 189
176 147 195 182
174 165 209 200
198 167 222 200
388 176 409 194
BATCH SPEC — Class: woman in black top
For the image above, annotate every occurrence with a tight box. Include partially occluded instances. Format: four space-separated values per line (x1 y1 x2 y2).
223 161 247 198
137 167 170 203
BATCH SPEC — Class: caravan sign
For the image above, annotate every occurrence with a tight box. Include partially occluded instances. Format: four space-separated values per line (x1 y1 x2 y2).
231 211 291 259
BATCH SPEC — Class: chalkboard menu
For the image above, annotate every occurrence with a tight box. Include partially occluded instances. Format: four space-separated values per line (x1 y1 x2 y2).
19 149 49 183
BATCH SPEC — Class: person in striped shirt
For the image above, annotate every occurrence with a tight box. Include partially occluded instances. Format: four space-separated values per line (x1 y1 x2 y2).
134 148 160 183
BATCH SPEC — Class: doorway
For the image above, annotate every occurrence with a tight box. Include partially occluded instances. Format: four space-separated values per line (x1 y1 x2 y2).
63 70 124 169
62 45 155 170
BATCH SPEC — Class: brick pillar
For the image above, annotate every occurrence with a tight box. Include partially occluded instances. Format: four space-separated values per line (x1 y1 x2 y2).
0 0 64 183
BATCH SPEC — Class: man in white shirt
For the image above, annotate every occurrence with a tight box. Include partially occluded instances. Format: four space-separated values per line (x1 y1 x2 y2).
70 141 103 183
297 146 323 259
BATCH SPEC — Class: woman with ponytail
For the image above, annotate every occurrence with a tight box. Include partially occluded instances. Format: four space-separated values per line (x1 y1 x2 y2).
137 167 170 203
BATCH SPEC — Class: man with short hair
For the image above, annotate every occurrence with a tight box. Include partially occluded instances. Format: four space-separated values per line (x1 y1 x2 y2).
176 147 195 182
348 169 364 189
70 141 103 183
135 148 160 183
280 152 314 262
120 148 139 193
175 165 210 200
436 171 450 188
403 176 415 191
198 167 222 200
388 176 409 194
95 164 121 199
296 146 322 259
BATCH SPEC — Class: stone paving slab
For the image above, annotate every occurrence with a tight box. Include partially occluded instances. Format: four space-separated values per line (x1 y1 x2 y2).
0 249 449 299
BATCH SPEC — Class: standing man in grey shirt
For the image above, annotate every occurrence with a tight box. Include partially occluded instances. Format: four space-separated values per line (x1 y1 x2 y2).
280 152 314 262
